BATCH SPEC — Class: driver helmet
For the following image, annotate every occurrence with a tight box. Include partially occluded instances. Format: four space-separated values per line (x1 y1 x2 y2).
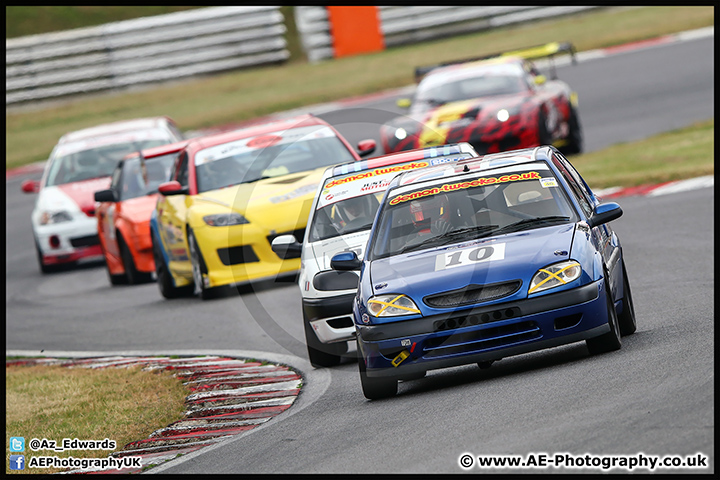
340 195 369 222
409 193 449 233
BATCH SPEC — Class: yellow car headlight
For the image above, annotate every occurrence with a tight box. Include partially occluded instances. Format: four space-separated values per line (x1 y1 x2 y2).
202 213 248 226
368 294 421 317
529 260 582 294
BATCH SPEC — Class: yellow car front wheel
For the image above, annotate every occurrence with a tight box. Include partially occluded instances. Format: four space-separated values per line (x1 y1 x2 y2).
152 232 193 299
188 228 229 301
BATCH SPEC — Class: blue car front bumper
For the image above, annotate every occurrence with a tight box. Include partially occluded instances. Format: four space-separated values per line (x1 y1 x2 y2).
357 280 610 378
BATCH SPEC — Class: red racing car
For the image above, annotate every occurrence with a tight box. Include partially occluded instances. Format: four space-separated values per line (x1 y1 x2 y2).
21 117 184 273
94 141 188 285
380 42 583 157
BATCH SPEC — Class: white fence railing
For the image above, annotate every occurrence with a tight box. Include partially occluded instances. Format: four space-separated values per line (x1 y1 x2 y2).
294 7 334 64
7 6 603 106
295 6 601 63
6 6 288 105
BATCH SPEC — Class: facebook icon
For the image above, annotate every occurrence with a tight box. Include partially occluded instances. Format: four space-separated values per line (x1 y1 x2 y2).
10 455 25 470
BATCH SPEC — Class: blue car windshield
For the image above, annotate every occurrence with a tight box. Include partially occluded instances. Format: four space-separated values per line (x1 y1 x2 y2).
369 168 580 260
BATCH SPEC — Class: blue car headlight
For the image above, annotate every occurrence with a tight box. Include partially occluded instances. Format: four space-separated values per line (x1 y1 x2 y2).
529 260 582 294
202 213 249 227
368 294 421 317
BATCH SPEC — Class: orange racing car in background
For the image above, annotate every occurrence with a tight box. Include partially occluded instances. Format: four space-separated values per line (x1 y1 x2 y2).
94 141 188 285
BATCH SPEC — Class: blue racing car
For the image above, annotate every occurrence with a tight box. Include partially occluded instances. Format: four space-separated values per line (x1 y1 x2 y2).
331 145 636 399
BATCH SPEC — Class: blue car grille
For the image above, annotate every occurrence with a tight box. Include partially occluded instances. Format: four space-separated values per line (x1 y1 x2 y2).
422 320 540 359
424 280 522 308
432 306 521 331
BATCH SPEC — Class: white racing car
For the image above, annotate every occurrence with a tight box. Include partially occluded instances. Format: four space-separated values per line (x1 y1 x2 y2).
272 143 478 367
21 117 184 273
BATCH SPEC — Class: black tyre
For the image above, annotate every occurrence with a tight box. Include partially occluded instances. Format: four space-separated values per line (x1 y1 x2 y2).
303 310 345 368
36 241 57 274
537 111 552 146
618 260 637 336
152 232 193 299
562 105 584 155
118 234 152 285
107 265 127 285
586 274 622 355
399 371 426 381
358 347 397 400
101 242 127 286
188 229 227 300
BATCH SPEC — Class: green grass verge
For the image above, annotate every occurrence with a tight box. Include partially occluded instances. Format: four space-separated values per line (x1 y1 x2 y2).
574 119 714 190
5 6 714 181
5 362 189 475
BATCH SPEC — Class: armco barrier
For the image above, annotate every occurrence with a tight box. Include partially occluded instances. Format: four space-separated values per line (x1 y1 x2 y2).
294 6 334 63
6 7 288 105
7 6 604 106
295 6 602 62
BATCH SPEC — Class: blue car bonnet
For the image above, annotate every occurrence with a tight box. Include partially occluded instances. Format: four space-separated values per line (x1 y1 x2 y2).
369 223 576 309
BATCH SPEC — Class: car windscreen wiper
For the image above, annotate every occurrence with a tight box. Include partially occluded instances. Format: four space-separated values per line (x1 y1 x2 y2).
397 224 499 255
433 224 500 243
420 98 446 106
495 216 571 234
80 174 110 182
343 222 375 235
397 237 441 255
240 175 271 184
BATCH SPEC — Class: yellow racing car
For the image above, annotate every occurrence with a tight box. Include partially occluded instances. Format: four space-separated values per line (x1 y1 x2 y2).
151 114 376 299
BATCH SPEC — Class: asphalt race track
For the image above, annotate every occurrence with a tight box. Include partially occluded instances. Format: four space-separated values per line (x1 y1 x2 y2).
5 34 714 474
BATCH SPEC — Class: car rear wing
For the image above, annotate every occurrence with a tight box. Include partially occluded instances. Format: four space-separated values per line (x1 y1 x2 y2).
413 41 577 82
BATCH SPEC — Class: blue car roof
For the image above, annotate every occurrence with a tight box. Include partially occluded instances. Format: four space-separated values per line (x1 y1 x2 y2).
389 146 552 189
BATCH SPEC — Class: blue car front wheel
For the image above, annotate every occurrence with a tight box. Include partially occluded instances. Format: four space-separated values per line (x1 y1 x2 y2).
586 276 622 355
358 348 398 400
618 260 637 336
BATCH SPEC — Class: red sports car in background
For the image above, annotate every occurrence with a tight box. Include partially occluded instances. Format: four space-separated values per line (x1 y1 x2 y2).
380 42 583 157
94 141 188 285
